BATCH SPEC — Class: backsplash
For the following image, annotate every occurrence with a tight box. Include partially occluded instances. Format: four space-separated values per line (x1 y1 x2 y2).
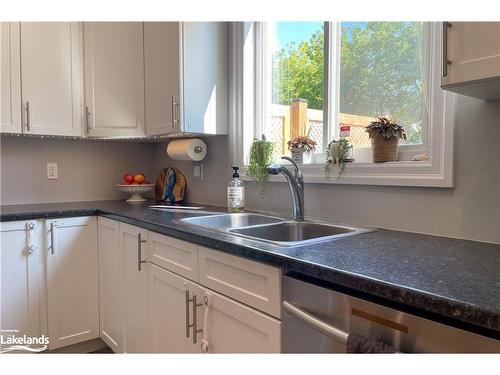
0 137 155 205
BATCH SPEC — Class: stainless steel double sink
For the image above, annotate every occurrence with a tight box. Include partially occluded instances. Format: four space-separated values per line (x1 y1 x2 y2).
180 213 374 246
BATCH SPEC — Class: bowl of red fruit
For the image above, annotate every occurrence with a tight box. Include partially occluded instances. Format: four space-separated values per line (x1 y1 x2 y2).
116 173 154 203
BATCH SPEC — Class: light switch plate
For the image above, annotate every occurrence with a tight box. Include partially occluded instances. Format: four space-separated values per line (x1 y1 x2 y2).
47 162 58 179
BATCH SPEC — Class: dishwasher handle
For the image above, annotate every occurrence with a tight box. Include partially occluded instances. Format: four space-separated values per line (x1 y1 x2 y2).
283 301 349 345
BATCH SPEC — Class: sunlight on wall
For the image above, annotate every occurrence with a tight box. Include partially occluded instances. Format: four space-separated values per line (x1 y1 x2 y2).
203 85 217 134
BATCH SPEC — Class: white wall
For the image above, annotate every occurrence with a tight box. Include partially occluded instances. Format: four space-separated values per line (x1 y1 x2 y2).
1 137 155 204
153 95 500 244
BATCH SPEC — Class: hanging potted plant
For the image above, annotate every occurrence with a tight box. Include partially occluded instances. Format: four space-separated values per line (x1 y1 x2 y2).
247 135 275 197
324 138 353 179
365 117 406 162
287 135 317 164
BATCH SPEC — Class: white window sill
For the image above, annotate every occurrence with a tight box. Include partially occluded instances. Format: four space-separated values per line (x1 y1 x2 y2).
240 158 453 188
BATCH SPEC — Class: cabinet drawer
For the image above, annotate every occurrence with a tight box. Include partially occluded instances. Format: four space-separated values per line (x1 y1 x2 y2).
198 246 281 318
148 232 198 281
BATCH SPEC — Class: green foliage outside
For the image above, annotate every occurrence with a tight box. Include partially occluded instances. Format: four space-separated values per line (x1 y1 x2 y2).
271 22 424 144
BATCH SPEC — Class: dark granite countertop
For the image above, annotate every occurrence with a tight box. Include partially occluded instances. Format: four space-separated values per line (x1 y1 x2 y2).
1 199 499 338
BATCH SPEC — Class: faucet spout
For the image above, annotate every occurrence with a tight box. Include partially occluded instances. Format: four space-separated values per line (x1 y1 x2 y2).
267 157 304 221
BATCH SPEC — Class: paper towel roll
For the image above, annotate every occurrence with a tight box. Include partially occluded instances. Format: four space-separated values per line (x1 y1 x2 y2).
166 139 207 161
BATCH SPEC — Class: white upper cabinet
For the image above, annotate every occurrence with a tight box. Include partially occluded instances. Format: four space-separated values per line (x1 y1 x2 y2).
144 22 181 136
442 22 500 100
83 22 146 138
181 22 228 135
1 22 22 133
20 22 83 136
45 217 99 350
0 220 45 348
144 22 228 136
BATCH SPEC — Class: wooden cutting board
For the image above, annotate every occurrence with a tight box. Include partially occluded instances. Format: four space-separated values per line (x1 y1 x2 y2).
154 168 186 202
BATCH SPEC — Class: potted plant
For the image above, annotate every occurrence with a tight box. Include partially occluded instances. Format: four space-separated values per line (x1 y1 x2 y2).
365 117 406 162
247 135 275 197
324 138 353 179
287 135 317 164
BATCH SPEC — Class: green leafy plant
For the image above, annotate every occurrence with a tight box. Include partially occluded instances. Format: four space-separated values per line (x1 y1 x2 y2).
247 136 275 197
324 138 352 179
365 117 407 140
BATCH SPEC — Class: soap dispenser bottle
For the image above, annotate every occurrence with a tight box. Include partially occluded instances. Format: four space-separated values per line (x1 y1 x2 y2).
227 166 245 213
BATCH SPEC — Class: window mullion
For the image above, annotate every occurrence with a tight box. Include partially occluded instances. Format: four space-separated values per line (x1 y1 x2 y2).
326 22 341 144
254 22 263 140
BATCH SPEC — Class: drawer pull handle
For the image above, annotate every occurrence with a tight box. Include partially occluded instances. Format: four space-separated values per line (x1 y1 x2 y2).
283 301 348 344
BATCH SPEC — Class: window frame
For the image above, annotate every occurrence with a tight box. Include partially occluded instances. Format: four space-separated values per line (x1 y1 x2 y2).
229 22 456 188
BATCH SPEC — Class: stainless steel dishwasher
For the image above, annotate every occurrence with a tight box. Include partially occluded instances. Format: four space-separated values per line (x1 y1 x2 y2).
282 275 500 353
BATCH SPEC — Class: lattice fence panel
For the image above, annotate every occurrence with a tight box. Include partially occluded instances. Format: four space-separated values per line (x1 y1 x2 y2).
308 120 323 153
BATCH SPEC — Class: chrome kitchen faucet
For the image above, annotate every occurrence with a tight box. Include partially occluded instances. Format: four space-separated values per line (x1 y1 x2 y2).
267 156 304 221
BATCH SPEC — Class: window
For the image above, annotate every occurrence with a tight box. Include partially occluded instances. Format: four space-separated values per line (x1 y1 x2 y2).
231 22 455 187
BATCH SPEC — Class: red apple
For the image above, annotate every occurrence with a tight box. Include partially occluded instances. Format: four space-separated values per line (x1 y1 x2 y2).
123 173 134 185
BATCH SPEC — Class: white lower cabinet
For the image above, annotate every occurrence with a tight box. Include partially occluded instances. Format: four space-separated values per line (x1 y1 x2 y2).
149 264 200 353
195 286 281 353
97 217 123 352
97 218 150 353
120 223 150 353
148 239 282 353
0 220 45 349
45 217 99 350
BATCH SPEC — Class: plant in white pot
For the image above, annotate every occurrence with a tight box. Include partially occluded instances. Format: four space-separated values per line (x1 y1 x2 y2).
287 135 317 164
324 138 353 179
365 117 407 162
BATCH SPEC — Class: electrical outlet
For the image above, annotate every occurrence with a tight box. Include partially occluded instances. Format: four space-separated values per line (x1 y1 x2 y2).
193 164 203 180
46 162 58 180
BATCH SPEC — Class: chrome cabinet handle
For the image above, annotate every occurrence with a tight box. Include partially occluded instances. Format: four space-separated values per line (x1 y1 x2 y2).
192 293 203 344
282 301 349 345
85 106 91 132
28 244 36 254
185 289 191 338
49 222 55 255
171 96 175 129
25 102 31 131
137 233 147 271
171 96 180 129
442 22 452 77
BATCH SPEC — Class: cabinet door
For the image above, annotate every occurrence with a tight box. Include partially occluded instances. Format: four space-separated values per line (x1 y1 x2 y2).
149 264 200 353
443 22 500 86
119 222 149 353
144 22 181 136
20 22 83 136
1 22 22 133
0 220 45 352
84 22 145 137
181 22 228 135
97 217 124 353
46 217 99 350
195 286 281 353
